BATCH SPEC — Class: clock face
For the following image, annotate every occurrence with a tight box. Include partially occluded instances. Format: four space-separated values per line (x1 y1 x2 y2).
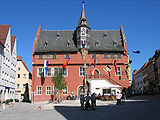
81 27 86 32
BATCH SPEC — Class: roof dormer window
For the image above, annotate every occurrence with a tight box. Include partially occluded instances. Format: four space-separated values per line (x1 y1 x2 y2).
66 40 70 47
103 33 107 39
113 41 118 46
45 41 48 47
57 34 60 39
95 41 100 46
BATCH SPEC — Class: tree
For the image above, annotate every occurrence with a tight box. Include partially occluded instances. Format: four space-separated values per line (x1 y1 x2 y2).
52 71 67 103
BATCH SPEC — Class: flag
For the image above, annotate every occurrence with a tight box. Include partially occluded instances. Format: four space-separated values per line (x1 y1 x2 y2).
92 59 97 75
44 60 48 77
114 58 117 74
132 50 140 54
62 59 70 69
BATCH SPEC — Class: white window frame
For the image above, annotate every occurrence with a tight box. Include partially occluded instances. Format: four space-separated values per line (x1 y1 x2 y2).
47 68 52 77
54 67 68 77
79 67 85 77
37 86 42 95
23 74 26 78
23 84 26 89
116 67 121 76
46 86 51 95
38 54 43 59
63 87 68 95
37 68 43 77
17 84 20 89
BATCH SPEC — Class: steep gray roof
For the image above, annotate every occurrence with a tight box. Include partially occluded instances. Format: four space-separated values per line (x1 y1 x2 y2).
35 30 78 53
89 30 124 52
35 30 124 53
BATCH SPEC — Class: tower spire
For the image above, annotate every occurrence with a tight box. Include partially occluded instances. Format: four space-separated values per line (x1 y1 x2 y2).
78 0 89 28
82 0 84 8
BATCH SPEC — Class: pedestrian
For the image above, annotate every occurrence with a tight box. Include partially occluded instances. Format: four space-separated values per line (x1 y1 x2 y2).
80 94 85 110
116 91 122 105
91 93 96 110
85 93 91 111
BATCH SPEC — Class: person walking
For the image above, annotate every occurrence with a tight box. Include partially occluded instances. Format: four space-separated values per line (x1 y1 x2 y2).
85 93 91 111
80 94 85 110
116 91 122 105
91 93 96 110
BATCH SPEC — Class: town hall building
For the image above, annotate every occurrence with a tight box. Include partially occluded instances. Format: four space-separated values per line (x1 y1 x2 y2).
32 2 131 102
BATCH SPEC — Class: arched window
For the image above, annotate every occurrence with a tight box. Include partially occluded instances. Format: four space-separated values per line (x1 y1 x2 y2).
95 69 99 75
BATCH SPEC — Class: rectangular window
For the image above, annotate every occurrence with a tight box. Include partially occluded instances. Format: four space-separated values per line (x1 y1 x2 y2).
54 68 67 76
45 54 50 59
111 53 115 58
103 89 111 94
46 86 51 95
23 74 26 78
65 53 70 59
18 67 20 71
117 53 122 58
47 68 51 76
80 67 85 76
38 55 43 59
92 53 96 59
23 84 26 89
63 68 67 76
54 68 59 76
63 87 67 95
104 53 108 58
37 86 42 95
17 74 20 78
116 67 121 76
52 53 57 59
38 68 43 77
54 86 57 95
17 84 20 89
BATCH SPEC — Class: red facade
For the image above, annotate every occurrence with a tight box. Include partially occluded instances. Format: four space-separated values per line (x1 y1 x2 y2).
32 28 130 102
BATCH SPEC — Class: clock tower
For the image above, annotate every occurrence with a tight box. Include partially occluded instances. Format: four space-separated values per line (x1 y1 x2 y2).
76 0 90 50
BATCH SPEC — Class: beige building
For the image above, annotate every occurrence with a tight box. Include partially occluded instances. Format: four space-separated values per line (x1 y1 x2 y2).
15 56 32 102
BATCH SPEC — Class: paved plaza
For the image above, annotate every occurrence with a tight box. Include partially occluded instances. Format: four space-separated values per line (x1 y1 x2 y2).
0 95 160 120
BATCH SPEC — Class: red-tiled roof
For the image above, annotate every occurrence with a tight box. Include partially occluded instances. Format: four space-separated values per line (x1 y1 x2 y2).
11 36 16 53
0 25 10 45
17 56 31 73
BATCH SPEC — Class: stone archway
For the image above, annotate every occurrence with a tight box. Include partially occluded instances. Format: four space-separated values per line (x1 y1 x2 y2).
77 86 83 97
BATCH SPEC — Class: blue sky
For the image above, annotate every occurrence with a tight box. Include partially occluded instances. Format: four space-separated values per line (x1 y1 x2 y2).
0 0 160 75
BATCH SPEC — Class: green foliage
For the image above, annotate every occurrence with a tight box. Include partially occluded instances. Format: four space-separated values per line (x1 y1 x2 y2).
5 99 14 104
10 99 13 102
6 99 10 104
52 71 67 92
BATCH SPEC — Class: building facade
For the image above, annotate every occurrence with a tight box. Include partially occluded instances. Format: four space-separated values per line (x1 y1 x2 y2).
155 49 160 92
0 25 17 103
15 56 32 102
133 48 160 94
32 3 131 102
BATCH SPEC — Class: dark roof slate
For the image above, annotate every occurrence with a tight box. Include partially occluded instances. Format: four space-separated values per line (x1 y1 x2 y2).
89 30 124 52
35 30 124 53
35 30 78 53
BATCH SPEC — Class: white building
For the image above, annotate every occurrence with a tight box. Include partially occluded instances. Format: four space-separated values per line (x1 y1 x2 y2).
15 56 32 102
135 71 143 93
0 25 17 103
